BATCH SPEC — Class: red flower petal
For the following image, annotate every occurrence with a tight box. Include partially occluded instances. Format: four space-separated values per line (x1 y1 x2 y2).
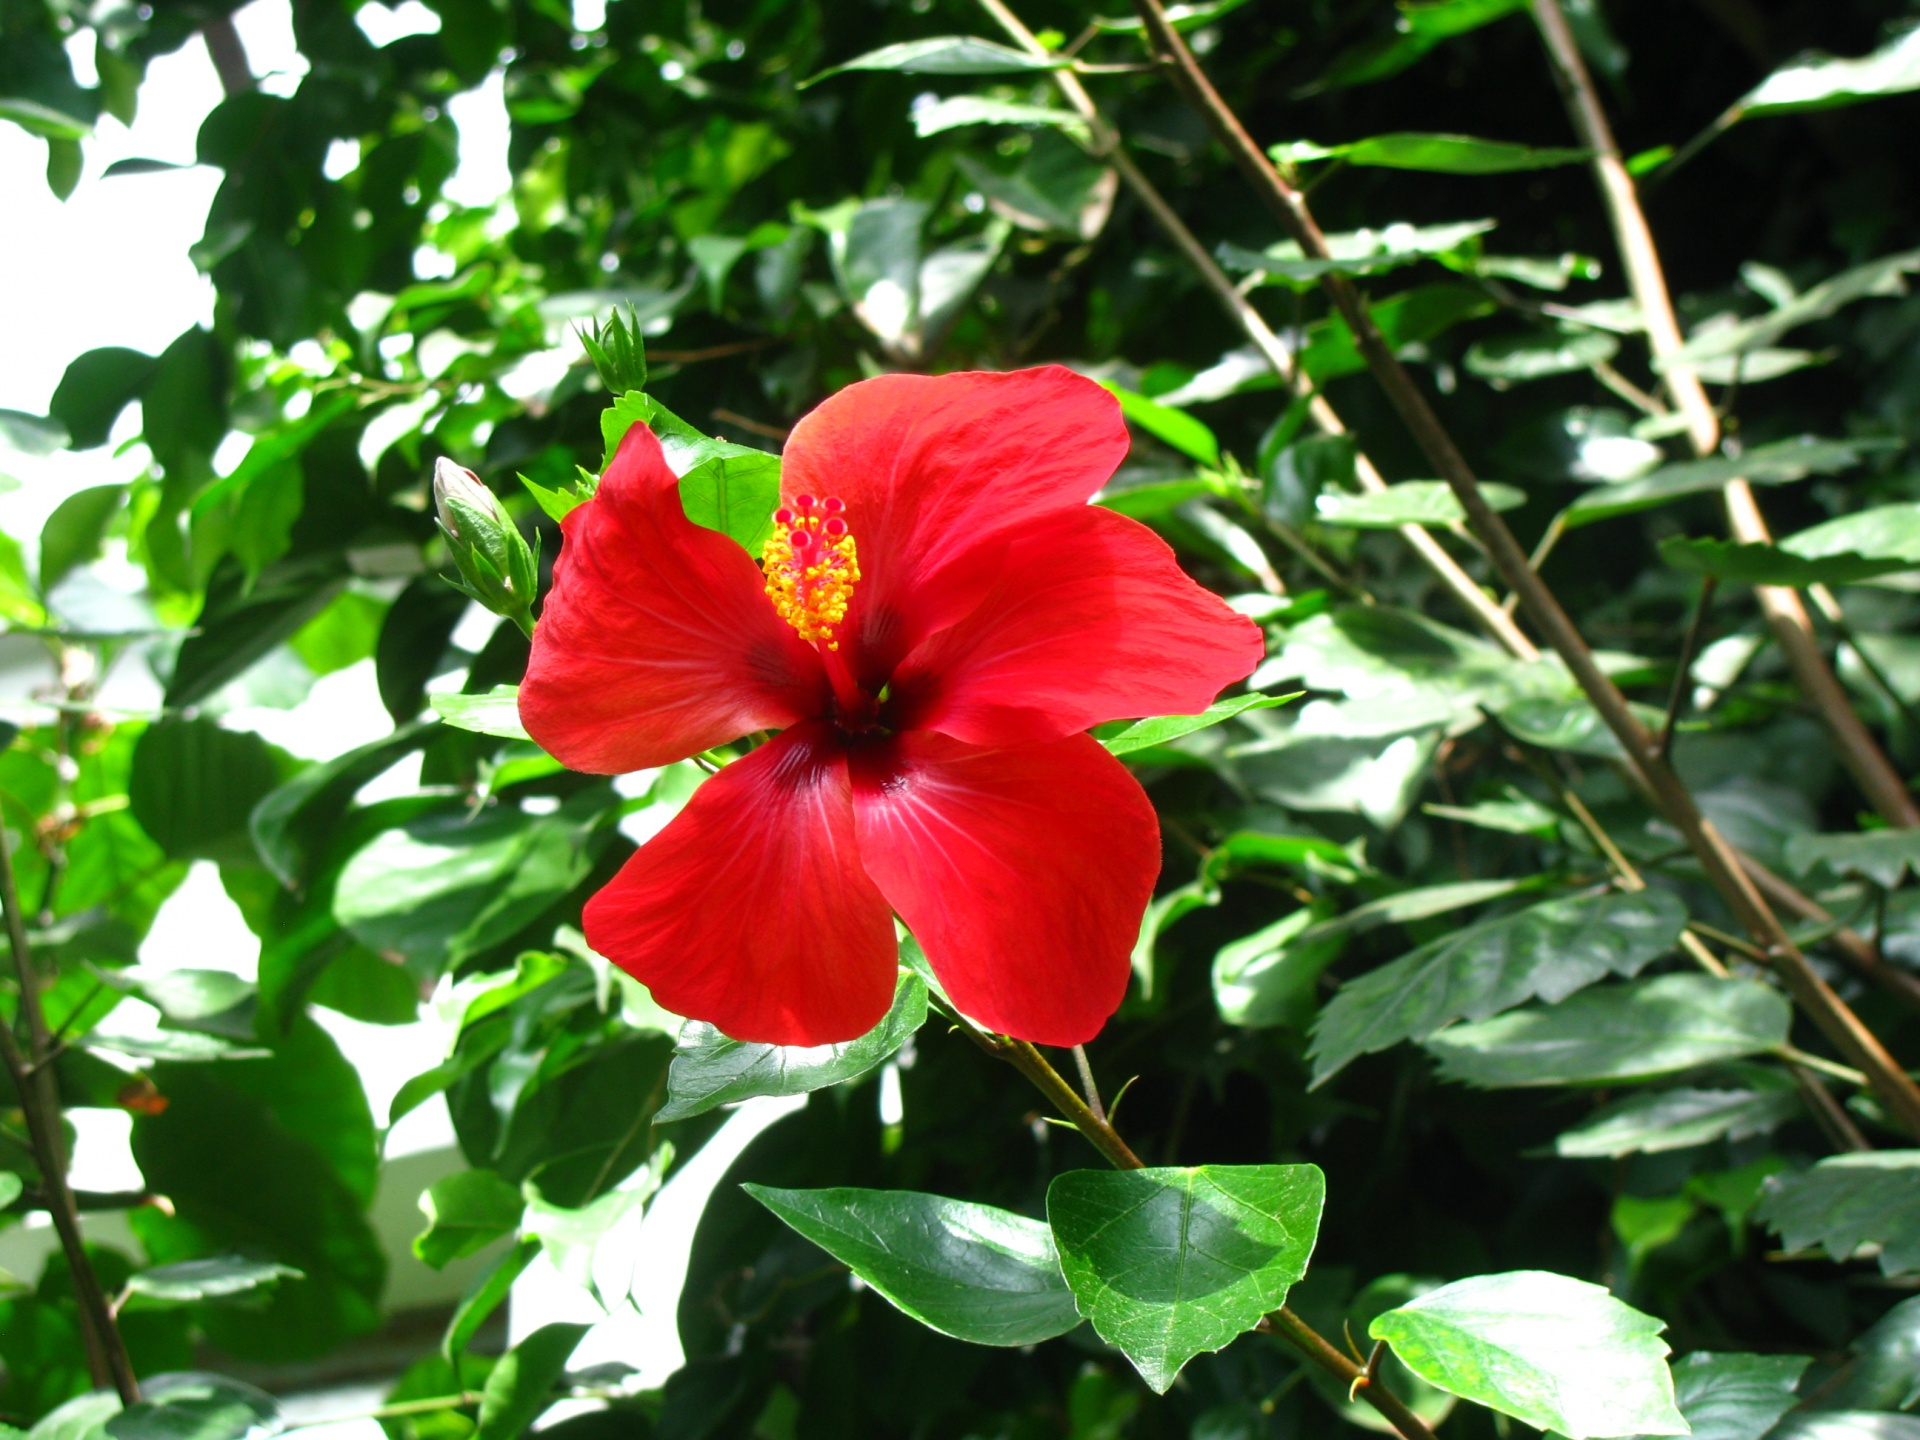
849 730 1159 1046
585 720 899 1046
521 424 828 773
887 505 1266 747
781 367 1129 683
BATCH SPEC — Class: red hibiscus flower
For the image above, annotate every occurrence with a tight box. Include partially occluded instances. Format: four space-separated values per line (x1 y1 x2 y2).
520 367 1263 1047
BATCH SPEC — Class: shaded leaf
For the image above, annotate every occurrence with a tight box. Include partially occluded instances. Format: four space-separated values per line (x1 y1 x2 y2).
1648 1351 1809 1440
1556 1081 1801 1158
415 1169 525 1270
104 1373 277 1440
124 1257 303 1306
1785 829 1920 887
1755 1152 1920 1276
1316 480 1525 528
659 970 926 1123
1310 889 1688 1086
1565 436 1902 528
130 717 282 863
745 1185 1081 1347
1424 974 1792 1087
40 485 126 592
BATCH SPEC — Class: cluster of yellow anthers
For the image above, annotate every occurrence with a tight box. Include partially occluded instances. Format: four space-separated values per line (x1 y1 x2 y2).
762 495 860 649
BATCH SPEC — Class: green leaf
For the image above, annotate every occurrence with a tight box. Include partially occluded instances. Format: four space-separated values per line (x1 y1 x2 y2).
1737 26 1920 118
415 1169 526 1269
1212 903 1349 1028
103 1374 279 1440
1423 974 1792 1087
1565 436 1902 528
1315 480 1526 528
1098 383 1220 466
1310 889 1688 1085
475 1321 591 1440
1658 536 1911 587
0 408 68 457
432 685 532 741
1315 0 1528 89
744 1185 1081 1347
1370 1271 1686 1438
1654 1351 1809 1440
1218 219 1495 286
1091 0 1252 31
124 1257 303 1306
444 1237 540 1362
1466 328 1619 382
811 36 1063 83
1423 788 1558 835
1301 284 1496 381
523 1170 661 1294
1784 829 1920 887
28 1392 122 1440
659 970 926 1123
1670 249 1920 366
1047 1164 1325 1393
1277 133 1587 173
249 719 434 886
39 484 125 592
677 450 783 554
49 346 153 451
1556 1081 1802 1158
0 97 92 141
1754 1151 1920 1276
912 96 1087 140
1098 693 1299 756
129 717 282 863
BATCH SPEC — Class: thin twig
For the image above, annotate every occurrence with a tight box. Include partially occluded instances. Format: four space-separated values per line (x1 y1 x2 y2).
1659 577 1717 760
0 827 139 1400
1069 1045 1107 1123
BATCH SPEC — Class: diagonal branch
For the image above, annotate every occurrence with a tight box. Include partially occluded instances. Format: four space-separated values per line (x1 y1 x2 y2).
1124 0 1920 1140
974 0 1538 660
1528 0 1920 833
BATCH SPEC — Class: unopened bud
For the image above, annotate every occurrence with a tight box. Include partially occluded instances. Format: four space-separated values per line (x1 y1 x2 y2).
430 457 540 638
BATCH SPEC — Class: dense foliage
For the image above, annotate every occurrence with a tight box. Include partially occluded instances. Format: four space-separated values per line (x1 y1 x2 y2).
4 0 1920 1436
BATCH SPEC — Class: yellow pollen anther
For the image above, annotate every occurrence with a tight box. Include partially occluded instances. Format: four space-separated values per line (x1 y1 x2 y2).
762 500 860 648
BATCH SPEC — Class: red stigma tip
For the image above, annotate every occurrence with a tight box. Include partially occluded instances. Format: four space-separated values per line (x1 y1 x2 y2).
824 516 848 537
790 527 815 548
773 507 794 526
794 494 817 512
821 496 845 514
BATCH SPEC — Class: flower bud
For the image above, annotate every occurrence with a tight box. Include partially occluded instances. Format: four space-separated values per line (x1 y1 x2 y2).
432 457 540 637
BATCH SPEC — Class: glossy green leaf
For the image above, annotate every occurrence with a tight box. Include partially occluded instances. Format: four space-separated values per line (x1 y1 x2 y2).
415 1169 526 1269
912 96 1086 140
745 1185 1081 1347
432 684 532 740
659 969 926 1122
0 97 91 141
124 1257 303 1306
1047 1165 1325 1392
1816 1294 1920 1411
1653 1351 1809 1440
1099 693 1298 756
1566 436 1902 528
1371 1271 1686 1437
602 393 782 551
1556 1081 1801 1158
1315 480 1525 528
103 1373 278 1440
1099 383 1220 466
1754 1152 1920 1276
1278 133 1586 173
1424 974 1791 1087
812 36 1062 82
475 1322 590 1440
1738 27 1920 118
1212 903 1348 1028
249 720 435 885
1310 889 1687 1085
